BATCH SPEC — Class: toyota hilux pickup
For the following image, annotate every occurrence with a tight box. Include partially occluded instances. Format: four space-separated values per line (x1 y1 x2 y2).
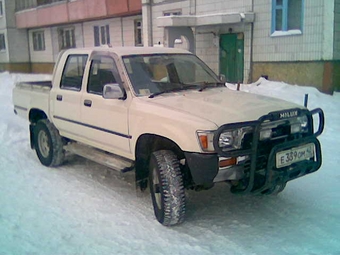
13 47 324 226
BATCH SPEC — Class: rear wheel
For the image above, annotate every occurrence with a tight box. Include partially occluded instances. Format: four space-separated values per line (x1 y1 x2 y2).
149 150 186 226
33 119 65 167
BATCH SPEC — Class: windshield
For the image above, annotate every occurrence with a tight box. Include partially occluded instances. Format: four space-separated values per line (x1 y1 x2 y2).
122 54 222 97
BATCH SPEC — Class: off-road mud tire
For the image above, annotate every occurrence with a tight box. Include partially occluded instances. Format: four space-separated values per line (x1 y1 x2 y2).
149 150 186 226
33 119 65 167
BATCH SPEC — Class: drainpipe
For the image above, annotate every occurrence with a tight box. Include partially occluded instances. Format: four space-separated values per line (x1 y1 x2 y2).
190 0 196 15
142 0 153 46
249 0 254 83
26 29 32 73
81 22 85 48
121 17 124 46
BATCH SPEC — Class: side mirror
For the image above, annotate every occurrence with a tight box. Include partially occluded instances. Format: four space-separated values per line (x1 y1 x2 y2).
103 84 125 100
219 74 226 83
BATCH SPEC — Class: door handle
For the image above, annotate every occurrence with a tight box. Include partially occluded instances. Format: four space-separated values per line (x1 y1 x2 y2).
84 99 92 107
56 95 63 101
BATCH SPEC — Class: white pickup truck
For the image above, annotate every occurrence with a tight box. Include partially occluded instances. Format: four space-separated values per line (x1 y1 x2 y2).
13 47 324 226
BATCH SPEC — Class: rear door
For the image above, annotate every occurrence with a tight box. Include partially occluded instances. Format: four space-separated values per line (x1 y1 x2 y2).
50 54 88 138
80 53 131 156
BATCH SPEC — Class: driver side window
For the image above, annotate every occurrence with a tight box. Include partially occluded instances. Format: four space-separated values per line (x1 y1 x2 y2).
87 56 117 95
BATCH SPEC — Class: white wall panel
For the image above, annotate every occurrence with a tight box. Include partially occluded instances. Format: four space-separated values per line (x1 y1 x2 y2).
8 28 29 62
29 28 54 63
253 0 329 62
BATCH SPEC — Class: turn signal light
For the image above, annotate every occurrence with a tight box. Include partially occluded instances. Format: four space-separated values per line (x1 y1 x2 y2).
219 157 237 168
199 135 208 149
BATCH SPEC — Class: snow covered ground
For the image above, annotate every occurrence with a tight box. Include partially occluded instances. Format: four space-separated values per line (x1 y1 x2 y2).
0 72 339 255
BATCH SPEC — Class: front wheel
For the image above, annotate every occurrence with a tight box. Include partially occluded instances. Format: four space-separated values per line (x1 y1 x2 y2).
33 119 65 167
149 150 186 226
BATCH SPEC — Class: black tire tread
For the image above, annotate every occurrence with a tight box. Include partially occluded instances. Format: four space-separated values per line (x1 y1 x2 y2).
151 150 186 226
34 119 65 167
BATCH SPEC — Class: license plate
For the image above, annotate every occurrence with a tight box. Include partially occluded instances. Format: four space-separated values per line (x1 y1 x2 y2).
276 143 315 168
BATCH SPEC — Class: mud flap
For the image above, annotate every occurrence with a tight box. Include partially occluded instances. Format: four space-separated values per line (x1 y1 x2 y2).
29 124 35 149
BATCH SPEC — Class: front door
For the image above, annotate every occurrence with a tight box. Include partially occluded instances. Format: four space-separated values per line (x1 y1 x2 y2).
80 53 131 156
219 33 244 83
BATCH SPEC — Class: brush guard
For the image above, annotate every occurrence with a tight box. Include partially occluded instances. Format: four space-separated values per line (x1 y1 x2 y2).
213 108 325 194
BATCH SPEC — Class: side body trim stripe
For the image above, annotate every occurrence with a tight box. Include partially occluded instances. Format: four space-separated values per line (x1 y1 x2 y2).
14 105 28 111
53 115 132 139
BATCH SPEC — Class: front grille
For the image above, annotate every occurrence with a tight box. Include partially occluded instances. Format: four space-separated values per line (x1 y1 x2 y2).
243 120 306 181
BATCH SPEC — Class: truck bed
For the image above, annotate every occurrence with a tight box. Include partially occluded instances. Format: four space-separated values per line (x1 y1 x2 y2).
13 80 52 119
16 80 52 88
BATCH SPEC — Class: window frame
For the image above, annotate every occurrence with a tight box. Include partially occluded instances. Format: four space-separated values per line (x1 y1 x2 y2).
32 31 46 51
0 33 6 51
58 27 76 50
0 1 3 17
87 55 118 95
134 20 143 46
60 54 88 91
94 25 110 47
271 0 304 36
163 10 182 16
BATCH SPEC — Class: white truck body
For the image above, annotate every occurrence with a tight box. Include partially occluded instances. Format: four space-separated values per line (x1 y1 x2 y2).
13 47 324 226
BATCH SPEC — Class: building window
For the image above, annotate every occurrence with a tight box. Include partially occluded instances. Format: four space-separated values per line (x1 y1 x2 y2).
134 20 143 46
37 0 64 6
15 0 36 11
0 34 5 51
58 27 76 50
94 25 110 47
163 10 182 16
33 31 45 51
272 0 303 34
0 1 3 17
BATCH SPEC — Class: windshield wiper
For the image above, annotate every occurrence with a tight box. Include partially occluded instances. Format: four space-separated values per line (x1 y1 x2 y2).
148 84 198 98
148 82 224 98
198 82 226 92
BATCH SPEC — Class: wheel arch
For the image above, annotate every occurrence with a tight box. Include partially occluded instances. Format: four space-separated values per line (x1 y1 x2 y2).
134 133 185 190
29 108 48 124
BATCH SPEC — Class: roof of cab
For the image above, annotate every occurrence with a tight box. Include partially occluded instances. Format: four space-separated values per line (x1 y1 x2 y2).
63 46 192 57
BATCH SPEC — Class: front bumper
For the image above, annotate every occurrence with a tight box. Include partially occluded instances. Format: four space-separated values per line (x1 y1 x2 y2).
185 108 325 193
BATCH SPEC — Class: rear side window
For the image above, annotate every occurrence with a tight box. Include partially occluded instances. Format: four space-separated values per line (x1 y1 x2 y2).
60 54 88 91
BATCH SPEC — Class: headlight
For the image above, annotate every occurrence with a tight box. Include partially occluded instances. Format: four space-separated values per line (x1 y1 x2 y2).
218 126 253 151
293 115 308 133
260 115 309 140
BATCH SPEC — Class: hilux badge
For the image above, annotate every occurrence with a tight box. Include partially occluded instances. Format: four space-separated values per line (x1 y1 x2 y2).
280 110 298 119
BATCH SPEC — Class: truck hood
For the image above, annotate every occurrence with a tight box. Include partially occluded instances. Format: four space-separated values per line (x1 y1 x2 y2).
146 87 302 126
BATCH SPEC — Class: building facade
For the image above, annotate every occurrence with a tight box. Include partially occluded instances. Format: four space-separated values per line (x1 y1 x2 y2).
0 0 30 72
0 0 142 73
1 0 339 93
145 0 339 93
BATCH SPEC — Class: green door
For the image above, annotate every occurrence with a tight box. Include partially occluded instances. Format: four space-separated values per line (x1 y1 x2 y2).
219 33 244 83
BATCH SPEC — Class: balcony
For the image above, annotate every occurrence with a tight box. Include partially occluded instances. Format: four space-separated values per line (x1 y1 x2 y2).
15 0 65 12
15 0 142 28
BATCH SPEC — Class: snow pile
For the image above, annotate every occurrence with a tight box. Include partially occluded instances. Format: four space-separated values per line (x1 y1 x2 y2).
0 72 339 255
